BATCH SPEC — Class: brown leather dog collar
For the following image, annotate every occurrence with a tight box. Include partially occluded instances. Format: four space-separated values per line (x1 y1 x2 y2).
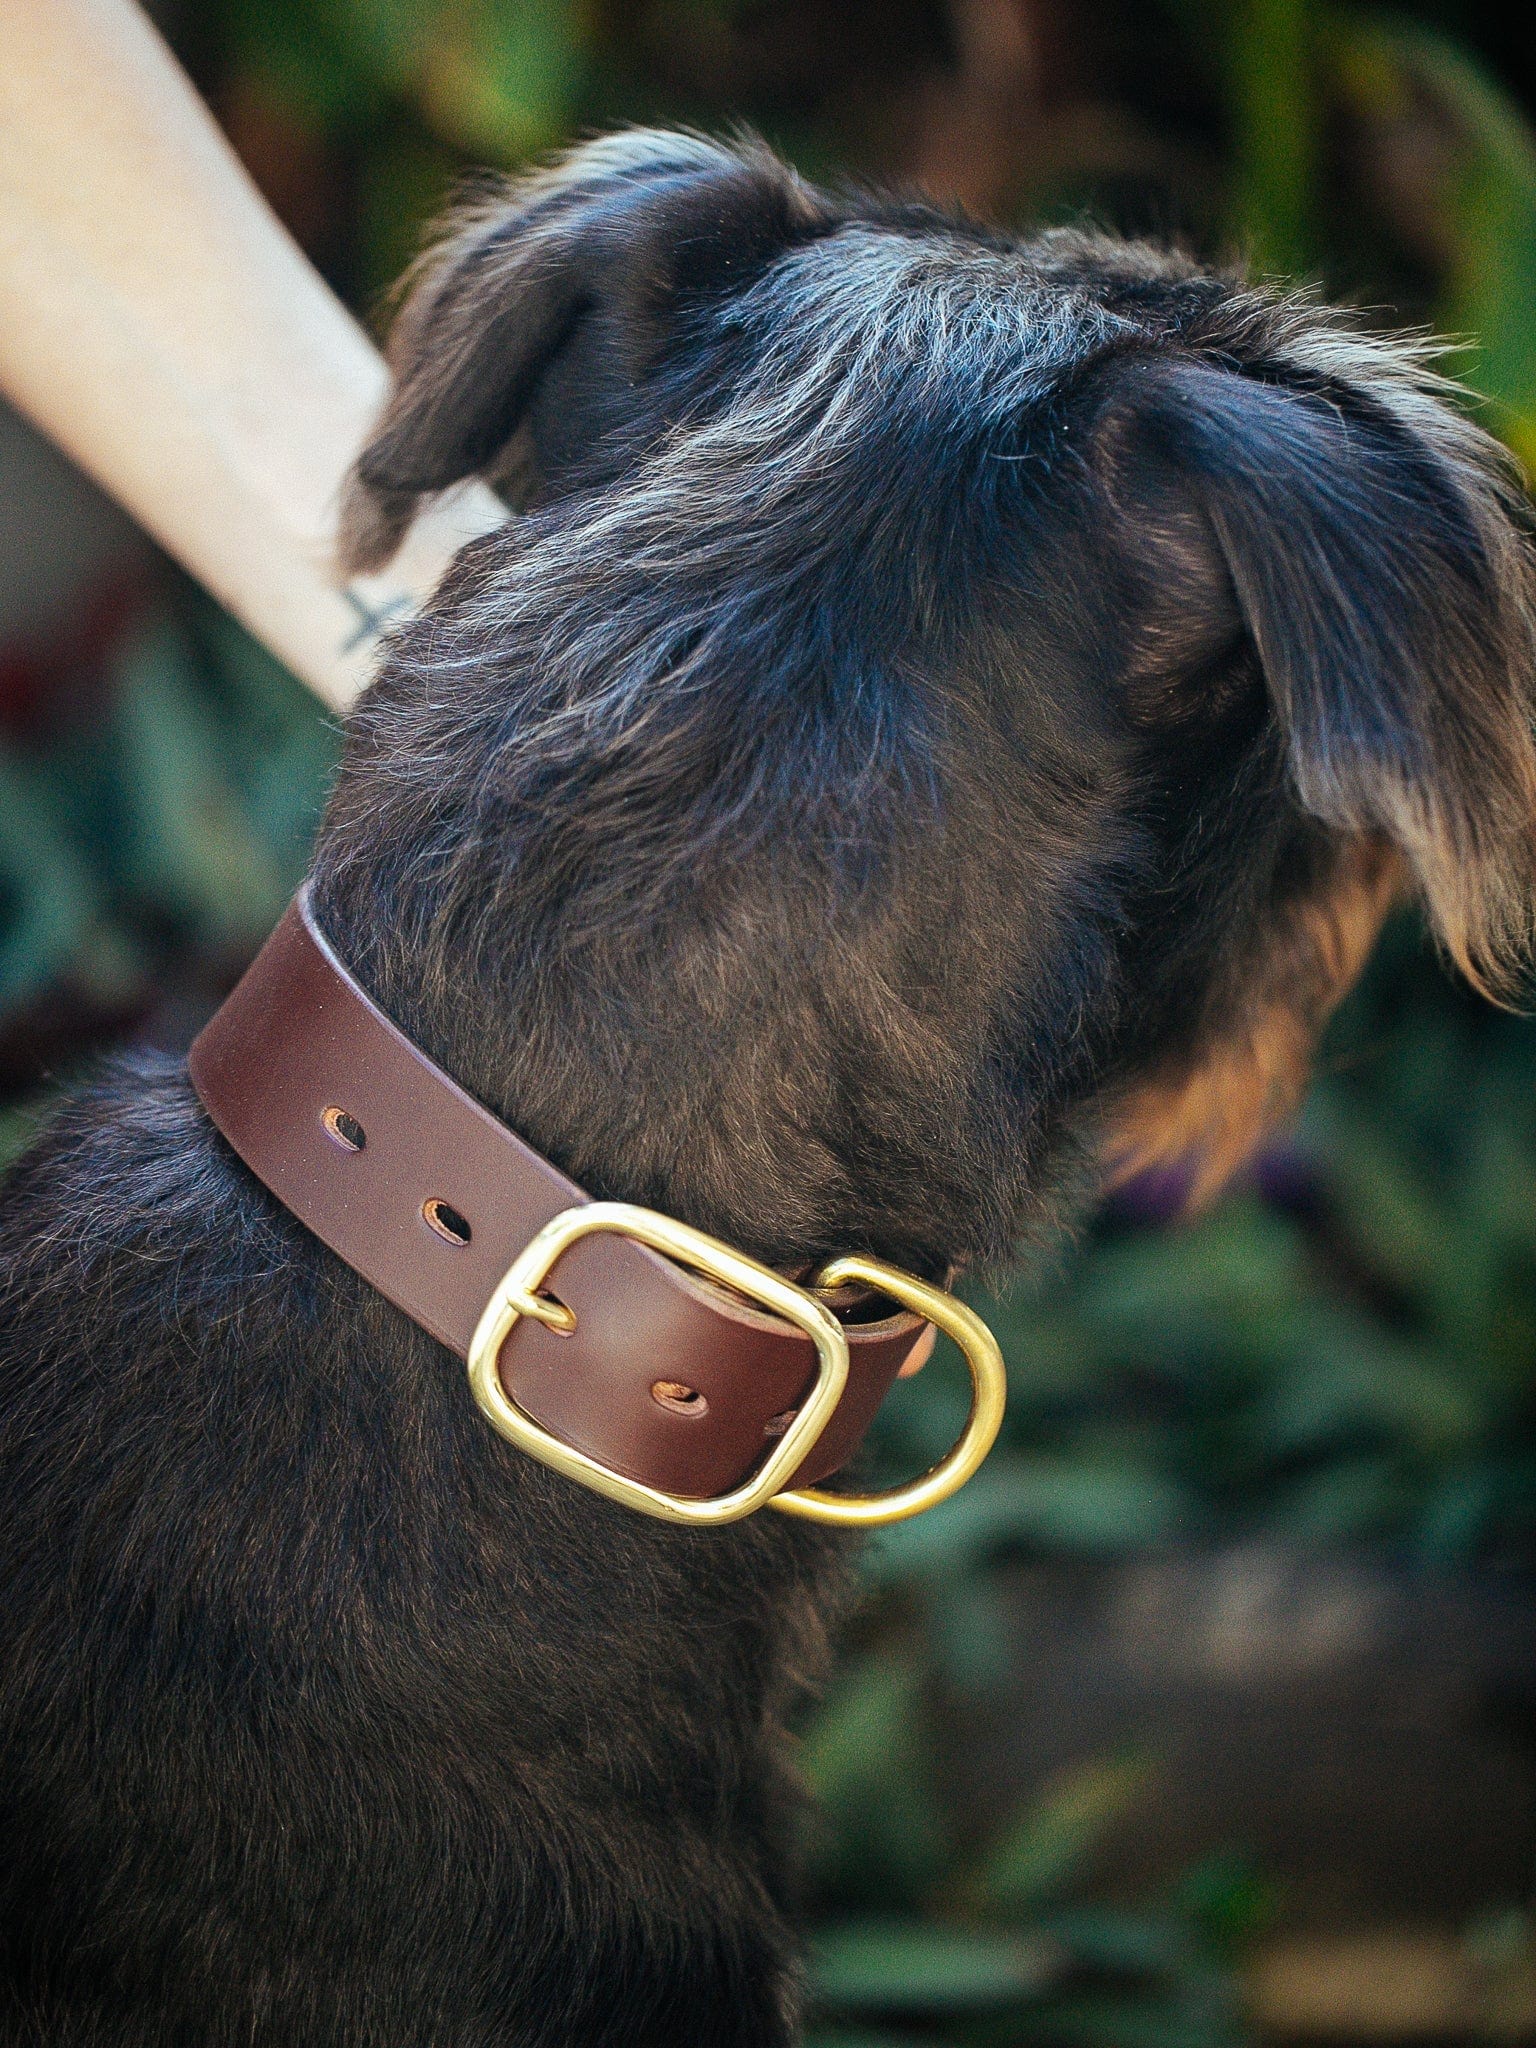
188 888 936 1509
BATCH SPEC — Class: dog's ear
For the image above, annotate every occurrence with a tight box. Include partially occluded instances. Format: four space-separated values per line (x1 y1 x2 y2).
1101 353 1536 995
341 130 828 571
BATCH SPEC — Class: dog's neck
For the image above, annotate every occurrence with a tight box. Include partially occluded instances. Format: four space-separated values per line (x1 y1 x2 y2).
307 785 1091 1287
304 496 1138 1285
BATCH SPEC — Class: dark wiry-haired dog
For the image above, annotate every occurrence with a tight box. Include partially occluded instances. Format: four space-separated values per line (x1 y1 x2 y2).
2 130 1534 2045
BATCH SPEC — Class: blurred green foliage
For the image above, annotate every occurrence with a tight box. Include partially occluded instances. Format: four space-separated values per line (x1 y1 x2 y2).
0 589 335 1138
797 910 1536 2041
6 0 1536 2040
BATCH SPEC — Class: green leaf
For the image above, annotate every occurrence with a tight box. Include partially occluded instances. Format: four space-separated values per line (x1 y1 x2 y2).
1303 1092 1450 1302
1332 18 1536 464
867 1458 1192 1582
800 1652 948 1903
417 0 583 160
1226 0 1319 273
334 0 432 81
925 1573 1016 1692
1248 1315 1485 1460
1070 1201 1313 1374
804 2031 931 2048
1267 1455 1409 1543
1414 1464 1501 1562
967 1756 1155 1918
1179 1853 1282 1956
810 1919 1059 2014
1040 1907 1196 1978
108 621 291 945
0 750 101 1010
1010 1987 1244 2048
229 0 387 128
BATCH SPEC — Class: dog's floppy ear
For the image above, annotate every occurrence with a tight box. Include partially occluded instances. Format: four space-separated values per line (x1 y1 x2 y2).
1105 352 1536 995
341 130 828 571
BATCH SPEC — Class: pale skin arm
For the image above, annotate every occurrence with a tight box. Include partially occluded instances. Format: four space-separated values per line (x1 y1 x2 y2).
0 0 505 713
0 1 941 1376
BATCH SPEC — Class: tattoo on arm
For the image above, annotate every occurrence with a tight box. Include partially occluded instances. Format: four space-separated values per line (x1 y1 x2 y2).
340 586 411 655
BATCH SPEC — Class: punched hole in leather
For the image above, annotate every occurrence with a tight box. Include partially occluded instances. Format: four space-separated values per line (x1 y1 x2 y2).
188 889 927 1501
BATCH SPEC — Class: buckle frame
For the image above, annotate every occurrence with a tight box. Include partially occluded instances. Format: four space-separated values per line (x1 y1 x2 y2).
467 1201 851 1526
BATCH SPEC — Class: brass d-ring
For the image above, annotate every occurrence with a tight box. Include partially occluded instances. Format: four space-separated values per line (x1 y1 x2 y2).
769 1254 1007 1528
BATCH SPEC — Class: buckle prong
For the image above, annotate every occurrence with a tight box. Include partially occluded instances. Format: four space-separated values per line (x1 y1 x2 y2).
505 1285 577 1336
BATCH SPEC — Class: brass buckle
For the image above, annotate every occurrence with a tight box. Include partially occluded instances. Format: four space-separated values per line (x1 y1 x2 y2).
467 1207 1006 1530
770 1254 1007 1528
467 1202 850 1526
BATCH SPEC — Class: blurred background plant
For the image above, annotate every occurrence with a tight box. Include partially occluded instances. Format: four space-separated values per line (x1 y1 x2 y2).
5 1 1536 2040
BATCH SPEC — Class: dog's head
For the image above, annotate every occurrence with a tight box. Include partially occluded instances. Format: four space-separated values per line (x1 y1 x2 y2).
322 130 1536 1273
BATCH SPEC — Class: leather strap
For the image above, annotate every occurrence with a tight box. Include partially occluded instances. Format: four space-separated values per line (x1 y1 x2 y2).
188 891 925 1500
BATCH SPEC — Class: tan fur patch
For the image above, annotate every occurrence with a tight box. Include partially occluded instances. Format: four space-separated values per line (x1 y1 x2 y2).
1103 839 1402 1206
